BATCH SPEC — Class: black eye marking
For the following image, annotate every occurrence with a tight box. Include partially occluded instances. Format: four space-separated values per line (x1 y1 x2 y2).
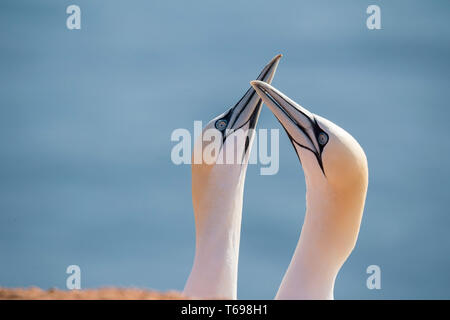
318 132 328 146
290 117 328 176
311 117 329 154
215 119 228 131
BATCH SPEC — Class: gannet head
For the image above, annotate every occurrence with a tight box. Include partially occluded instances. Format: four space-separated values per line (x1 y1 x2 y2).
250 80 368 192
250 80 368 260
191 55 282 234
192 55 282 187
194 55 282 169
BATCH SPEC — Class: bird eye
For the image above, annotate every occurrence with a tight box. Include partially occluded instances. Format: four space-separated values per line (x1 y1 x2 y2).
318 132 328 145
215 119 228 131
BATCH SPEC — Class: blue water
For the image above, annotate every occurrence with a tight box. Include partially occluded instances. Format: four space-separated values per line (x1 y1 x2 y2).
0 0 449 299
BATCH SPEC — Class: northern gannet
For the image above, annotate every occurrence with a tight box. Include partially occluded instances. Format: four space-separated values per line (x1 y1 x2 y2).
250 80 368 300
183 55 282 299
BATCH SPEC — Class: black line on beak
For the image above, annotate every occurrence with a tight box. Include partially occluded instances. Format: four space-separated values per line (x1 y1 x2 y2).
261 88 327 176
227 63 273 131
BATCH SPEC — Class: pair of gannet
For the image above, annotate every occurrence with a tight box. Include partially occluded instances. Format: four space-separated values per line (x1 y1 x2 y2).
183 55 368 300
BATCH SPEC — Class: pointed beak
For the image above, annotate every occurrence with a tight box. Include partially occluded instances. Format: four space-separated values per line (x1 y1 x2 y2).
250 80 322 156
226 54 282 132
256 54 283 84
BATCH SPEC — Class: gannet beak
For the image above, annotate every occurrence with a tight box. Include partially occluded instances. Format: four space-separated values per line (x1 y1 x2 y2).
225 54 282 132
250 81 323 159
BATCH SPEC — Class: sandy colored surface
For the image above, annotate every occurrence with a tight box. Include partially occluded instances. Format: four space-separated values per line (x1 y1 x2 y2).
0 287 186 300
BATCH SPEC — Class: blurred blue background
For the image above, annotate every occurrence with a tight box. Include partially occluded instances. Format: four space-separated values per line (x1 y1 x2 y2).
0 0 449 299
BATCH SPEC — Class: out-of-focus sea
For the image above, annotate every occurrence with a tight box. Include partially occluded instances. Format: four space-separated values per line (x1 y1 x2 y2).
0 0 449 298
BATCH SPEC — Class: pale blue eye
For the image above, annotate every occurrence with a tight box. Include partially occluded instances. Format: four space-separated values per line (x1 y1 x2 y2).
215 119 228 131
318 132 328 145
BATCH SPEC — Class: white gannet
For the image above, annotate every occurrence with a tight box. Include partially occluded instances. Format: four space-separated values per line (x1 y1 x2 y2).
250 80 368 300
183 55 282 299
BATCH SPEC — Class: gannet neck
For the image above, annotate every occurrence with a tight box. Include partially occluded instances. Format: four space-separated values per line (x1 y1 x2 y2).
249 81 368 300
182 55 282 299
275 194 337 299
183 165 247 299
275 147 367 300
